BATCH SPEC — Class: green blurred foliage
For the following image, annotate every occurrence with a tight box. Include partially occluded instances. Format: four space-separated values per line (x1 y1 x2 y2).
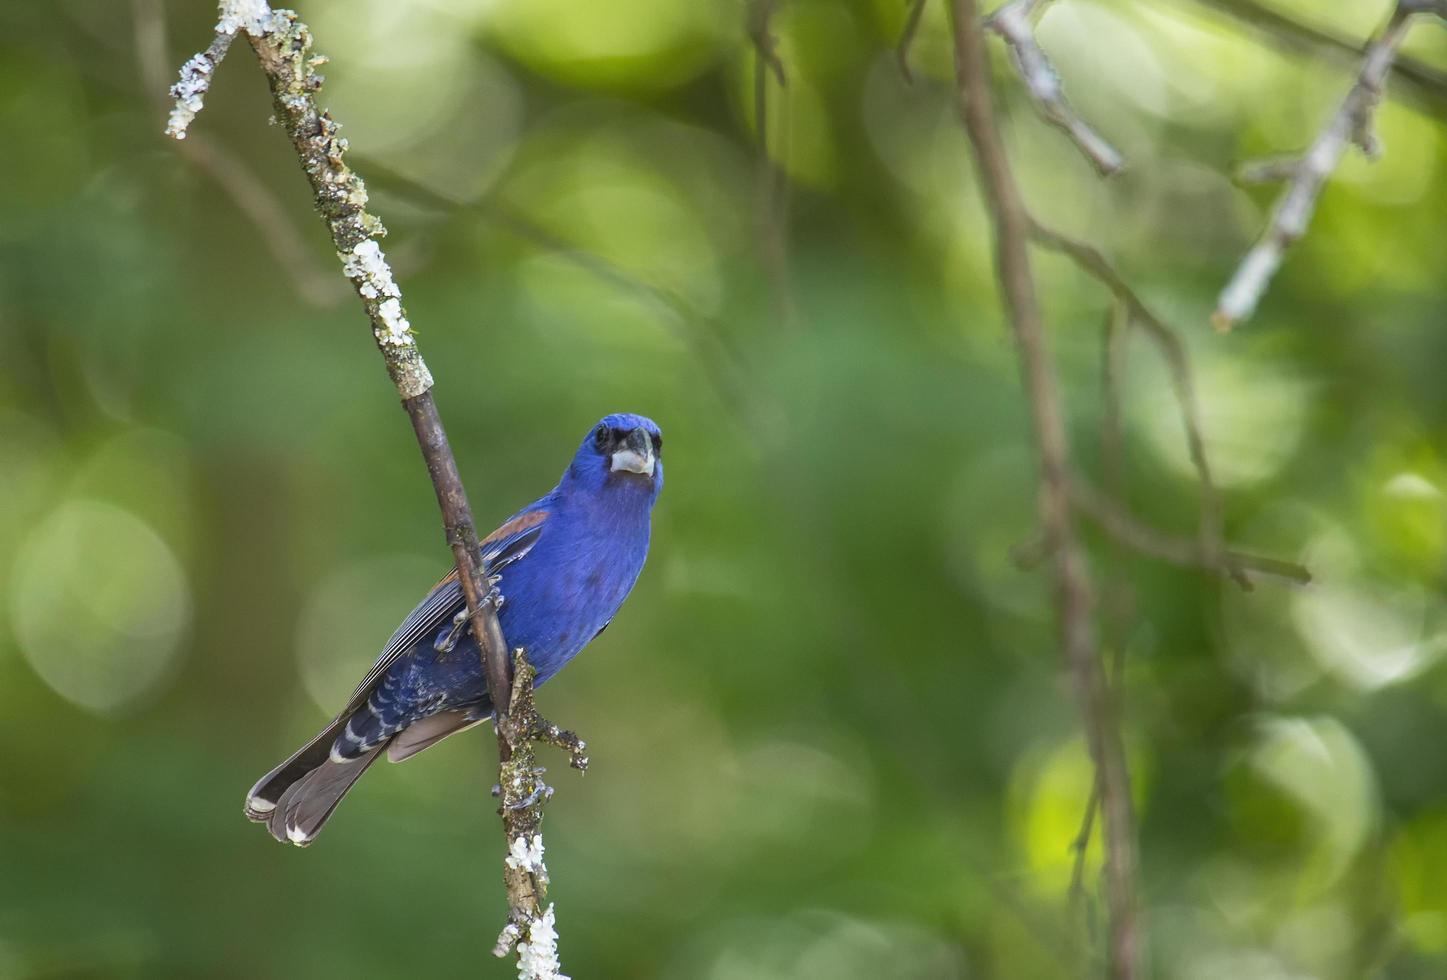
2 1 1447 977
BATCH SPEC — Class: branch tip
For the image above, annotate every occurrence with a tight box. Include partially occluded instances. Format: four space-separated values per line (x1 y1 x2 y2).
986 0 1125 177
1216 0 1433 327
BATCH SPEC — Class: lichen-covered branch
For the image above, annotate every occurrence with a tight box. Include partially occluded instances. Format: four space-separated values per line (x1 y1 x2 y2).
986 0 1124 177
164 3 570 973
492 648 585 977
234 12 436 398
1213 1 1445 330
949 1 1140 976
136 0 343 306
164 29 235 140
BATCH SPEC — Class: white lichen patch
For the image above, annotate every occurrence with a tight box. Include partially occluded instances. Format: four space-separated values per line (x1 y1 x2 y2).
516 905 568 980
340 241 413 345
165 1 280 140
218 0 275 36
504 835 546 874
492 921 522 959
375 298 412 345
165 53 217 140
342 240 399 299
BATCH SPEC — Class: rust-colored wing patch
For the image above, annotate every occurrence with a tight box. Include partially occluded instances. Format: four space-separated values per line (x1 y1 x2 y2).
481 508 549 550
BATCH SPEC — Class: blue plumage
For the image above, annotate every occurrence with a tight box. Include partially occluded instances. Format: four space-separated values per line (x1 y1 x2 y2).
246 413 663 844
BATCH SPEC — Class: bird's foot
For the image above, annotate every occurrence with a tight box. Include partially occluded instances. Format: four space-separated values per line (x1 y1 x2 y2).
495 763 553 817
502 648 589 773
433 607 471 654
432 577 504 654
527 717 589 773
505 773 555 811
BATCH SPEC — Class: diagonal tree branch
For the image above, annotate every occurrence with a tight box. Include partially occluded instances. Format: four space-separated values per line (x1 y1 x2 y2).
1177 0 1447 115
986 0 1125 176
165 3 568 973
1213 0 1445 330
949 2 1140 976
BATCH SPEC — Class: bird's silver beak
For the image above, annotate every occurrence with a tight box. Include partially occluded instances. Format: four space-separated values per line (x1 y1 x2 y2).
610 427 655 477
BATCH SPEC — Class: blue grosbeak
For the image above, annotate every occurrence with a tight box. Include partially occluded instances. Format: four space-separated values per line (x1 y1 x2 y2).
246 413 664 844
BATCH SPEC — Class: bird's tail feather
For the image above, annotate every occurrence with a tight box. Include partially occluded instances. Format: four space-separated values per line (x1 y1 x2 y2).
245 717 387 846
386 709 488 763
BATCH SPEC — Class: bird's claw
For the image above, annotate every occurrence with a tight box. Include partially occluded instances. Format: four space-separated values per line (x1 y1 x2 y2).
433 579 505 654
527 718 589 773
434 607 472 654
505 782 554 811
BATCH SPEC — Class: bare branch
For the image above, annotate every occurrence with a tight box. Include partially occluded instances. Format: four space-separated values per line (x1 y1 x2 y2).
896 0 929 84
1213 2 1440 330
1234 155 1301 185
1069 480 1311 585
1177 0 1447 115
1068 775 1101 907
165 3 568 972
949 2 1140 976
1099 298 1129 505
747 0 797 327
986 0 1125 177
1027 219 1248 589
492 648 582 971
1072 302 1129 937
747 0 788 87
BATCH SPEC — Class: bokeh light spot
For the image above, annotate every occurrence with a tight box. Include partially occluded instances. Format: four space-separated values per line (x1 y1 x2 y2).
10 501 190 714
1242 716 1378 891
1135 346 1309 488
484 0 730 92
1290 525 1444 690
674 910 963 980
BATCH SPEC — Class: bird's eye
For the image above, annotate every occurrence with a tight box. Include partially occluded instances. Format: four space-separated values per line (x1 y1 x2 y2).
650 432 663 457
594 424 612 449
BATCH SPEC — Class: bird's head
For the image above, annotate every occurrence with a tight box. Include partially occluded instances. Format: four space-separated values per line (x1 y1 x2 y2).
565 412 664 502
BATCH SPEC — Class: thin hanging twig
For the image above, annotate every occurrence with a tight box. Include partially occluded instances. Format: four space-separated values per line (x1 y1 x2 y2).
949 1 1141 975
985 0 1125 176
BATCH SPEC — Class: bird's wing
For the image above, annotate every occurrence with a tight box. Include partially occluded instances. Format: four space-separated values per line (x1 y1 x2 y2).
341 503 550 709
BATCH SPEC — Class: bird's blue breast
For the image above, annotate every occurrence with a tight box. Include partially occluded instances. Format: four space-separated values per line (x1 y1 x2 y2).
488 502 651 682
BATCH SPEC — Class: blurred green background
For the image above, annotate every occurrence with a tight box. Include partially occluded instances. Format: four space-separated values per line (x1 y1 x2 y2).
3 1 1447 977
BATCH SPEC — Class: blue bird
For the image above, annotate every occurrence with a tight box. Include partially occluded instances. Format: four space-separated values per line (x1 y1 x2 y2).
246 413 663 845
